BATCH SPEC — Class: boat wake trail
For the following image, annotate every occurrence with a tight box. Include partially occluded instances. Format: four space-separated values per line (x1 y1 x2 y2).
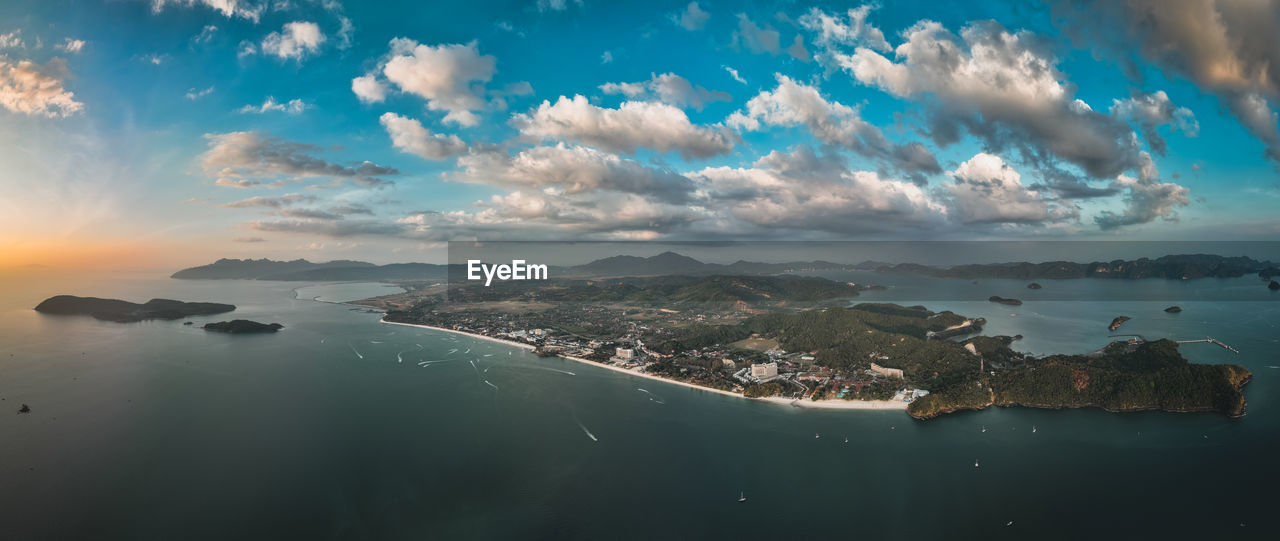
577 420 598 442
484 380 500 390
636 388 665 404
397 344 423 364
448 348 458 354
532 366 576 376
348 341 364 360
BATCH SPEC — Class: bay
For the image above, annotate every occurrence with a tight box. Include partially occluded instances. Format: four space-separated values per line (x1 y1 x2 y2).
1 272 1277 539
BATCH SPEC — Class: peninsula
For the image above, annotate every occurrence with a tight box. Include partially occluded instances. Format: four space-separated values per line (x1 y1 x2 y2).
356 273 1249 420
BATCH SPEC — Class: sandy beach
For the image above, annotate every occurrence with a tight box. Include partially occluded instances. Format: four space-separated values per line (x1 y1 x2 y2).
380 318 910 411
382 320 536 351
761 397 908 410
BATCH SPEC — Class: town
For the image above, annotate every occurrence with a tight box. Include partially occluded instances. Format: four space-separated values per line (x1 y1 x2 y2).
382 299 934 406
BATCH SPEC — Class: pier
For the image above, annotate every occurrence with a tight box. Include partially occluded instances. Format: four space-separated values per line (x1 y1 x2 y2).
1106 335 1240 355
1174 337 1239 354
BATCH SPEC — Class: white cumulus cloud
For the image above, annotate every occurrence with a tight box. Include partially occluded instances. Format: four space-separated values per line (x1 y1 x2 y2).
260 21 326 61
0 57 84 118
379 112 467 160
512 95 736 159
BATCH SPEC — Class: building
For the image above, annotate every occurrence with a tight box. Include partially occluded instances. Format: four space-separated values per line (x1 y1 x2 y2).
750 362 779 382
615 348 634 359
870 363 904 379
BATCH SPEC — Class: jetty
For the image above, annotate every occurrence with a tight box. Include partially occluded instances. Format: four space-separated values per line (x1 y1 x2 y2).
1175 337 1239 354
1106 334 1239 354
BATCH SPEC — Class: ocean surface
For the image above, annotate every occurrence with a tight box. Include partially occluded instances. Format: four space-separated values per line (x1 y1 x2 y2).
2 271 1278 540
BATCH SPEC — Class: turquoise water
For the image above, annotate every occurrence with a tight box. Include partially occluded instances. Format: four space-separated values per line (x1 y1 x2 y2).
1 273 1277 539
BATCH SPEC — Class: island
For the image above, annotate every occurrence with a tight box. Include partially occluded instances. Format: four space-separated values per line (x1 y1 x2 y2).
354 271 1250 420
34 295 235 323
1164 306 1182 313
1270 280 1279 291
202 320 284 334
18 404 30 414
869 253 1275 280
988 296 1023 306
1108 316 1131 331
1027 282 1042 289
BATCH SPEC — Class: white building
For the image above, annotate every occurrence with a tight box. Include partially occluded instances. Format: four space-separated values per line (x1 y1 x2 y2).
615 348 634 359
750 362 779 382
870 363 904 379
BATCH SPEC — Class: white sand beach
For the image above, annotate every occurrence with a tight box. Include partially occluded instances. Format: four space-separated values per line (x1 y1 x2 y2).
760 397 908 410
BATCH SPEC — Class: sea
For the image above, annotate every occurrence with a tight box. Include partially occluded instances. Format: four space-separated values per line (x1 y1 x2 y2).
1 270 1278 540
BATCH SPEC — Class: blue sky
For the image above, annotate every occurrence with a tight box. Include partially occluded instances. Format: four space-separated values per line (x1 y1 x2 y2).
1 0 1278 268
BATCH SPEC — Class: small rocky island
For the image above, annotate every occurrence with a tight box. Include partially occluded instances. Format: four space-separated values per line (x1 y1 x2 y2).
34 295 235 322
1164 306 1182 313
988 296 1023 306
202 320 284 334
1108 316 1131 331
1027 282 1042 289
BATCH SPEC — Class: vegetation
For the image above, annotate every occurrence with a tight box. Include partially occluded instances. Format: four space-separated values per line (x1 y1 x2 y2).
650 302 1249 420
34 295 235 323
202 320 284 334
446 274 868 306
744 383 784 398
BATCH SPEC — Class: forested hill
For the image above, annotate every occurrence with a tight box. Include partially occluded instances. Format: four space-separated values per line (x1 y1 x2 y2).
444 274 871 305
651 303 1251 420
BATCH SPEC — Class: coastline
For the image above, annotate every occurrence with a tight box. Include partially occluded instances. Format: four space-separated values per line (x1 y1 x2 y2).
761 397 908 410
378 318 911 411
381 319 537 351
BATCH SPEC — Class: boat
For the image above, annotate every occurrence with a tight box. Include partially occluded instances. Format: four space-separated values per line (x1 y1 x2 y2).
814 433 820 439
1032 426 1037 433
1006 521 1013 527
737 491 747 503
974 460 980 468
981 425 987 433
843 436 849 444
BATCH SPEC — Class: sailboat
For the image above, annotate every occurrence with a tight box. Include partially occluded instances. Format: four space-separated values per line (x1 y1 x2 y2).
737 491 747 503
1032 426 1037 433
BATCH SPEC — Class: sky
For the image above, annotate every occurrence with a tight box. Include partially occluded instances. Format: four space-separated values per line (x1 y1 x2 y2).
1 0 1279 269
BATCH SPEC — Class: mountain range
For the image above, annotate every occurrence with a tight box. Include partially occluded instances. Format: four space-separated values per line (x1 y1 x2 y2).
172 253 1276 282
